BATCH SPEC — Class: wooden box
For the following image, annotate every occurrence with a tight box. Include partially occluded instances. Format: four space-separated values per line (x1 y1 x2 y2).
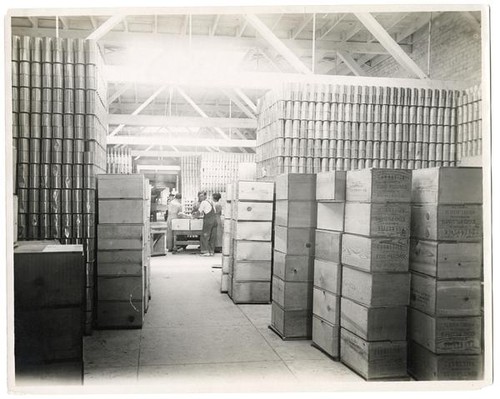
316 202 345 232
411 204 483 242
97 174 146 199
222 233 232 256
315 229 341 262
97 224 144 250
236 181 274 201
340 297 407 341
313 287 340 325
312 315 340 358
97 300 144 328
409 308 482 354
233 221 272 241
345 169 412 203
273 250 314 282
233 261 272 281
97 275 144 301
275 173 316 200
223 218 231 232
272 276 312 310
221 255 232 274
410 240 482 279
235 201 274 221
313 259 341 295
190 219 204 230
410 273 482 317
342 266 410 307
233 241 272 261
220 274 229 293
341 234 410 273
274 226 315 256
98 199 146 224
275 200 316 228
340 328 408 380
98 253 143 276
411 167 482 204
345 202 411 238
231 281 270 303
316 171 346 202
408 341 483 381
271 302 312 339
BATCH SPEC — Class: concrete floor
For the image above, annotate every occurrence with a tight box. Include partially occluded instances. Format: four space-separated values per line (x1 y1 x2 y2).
83 252 363 392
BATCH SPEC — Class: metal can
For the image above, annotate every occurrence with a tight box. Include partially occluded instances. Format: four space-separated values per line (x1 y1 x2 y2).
28 213 40 240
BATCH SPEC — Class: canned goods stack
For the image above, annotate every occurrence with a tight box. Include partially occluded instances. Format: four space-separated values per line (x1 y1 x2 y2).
107 147 133 174
456 85 482 162
180 156 202 213
220 183 233 293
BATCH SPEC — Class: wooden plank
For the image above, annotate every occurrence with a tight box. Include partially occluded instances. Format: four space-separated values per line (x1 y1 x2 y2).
341 234 410 273
233 261 272 281
233 221 272 241
221 255 231 274
98 249 143 264
409 240 482 280
313 259 341 295
337 51 366 76
231 281 270 304
97 224 144 250
312 315 340 359
313 287 340 325
408 308 482 355
342 266 410 307
410 204 482 242
411 167 482 204
236 181 274 201
220 274 229 293
275 173 316 200
271 302 312 339
222 233 232 256
272 276 313 310
97 275 144 302
96 300 144 328
316 202 345 232
273 250 314 282
235 202 274 221
274 226 315 256
275 200 316 228
98 261 142 276
315 229 341 262
340 297 407 341
410 273 482 317
345 202 411 238
345 169 412 203
171 219 190 230
98 199 146 224
233 241 272 261
340 328 408 380
316 171 346 201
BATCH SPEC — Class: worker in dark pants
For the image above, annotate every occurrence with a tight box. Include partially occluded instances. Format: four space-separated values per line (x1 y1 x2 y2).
197 191 217 256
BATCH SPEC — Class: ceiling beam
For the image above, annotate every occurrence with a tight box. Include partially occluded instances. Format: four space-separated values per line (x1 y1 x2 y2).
462 12 481 32
271 14 283 31
237 20 248 37
354 12 428 79
210 14 220 36
258 48 283 72
245 14 312 74
86 15 124 41
342 21 363 42
337 51 366 76
123 16 129 32
292 15 313 39
58 16 69 29
181 15 189 35
108 136 256 148
234 88 257 113
108 115 258 129
27 17 38 29
132 150 215 157
223 89 256 119
318 14 345 40
108 84 132 105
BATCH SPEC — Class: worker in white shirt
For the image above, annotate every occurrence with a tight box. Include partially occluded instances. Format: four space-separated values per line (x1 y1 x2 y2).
197 191 217 256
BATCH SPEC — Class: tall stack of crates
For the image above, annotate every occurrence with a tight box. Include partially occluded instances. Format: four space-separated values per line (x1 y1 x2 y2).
270 174 316 339
340 169 412 380
221 183 233 293
96 174 151 328
408 167 483 380
228 180 274 304
311 171 346 357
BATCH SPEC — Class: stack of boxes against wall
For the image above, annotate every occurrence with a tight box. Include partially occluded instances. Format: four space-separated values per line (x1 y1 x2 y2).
340 169 412 380
271 174 316 339
228 181 274 304
456 86 482 163
12 35 107 334
311 171 346 358
96 175 151 328
408 168 483 380
255 82 483 179
107 147 133 174
220 183 233 293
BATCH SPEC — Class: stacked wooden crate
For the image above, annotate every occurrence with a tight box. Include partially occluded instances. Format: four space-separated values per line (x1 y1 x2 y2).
456 86 482 162
408 167 483 380
96 174 151 328
270 174 316 339
220 182 233 293
228 180 274 304
340 169 412 380
311 171 346 356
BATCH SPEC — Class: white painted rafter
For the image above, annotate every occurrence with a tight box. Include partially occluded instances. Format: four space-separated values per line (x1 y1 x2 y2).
28 17 38 29
292 15 313 39
337 51 366 76
210 15 220 36
109 136 256 148
318 14 345 39
86 15 124 41
222 89 256 119
234 88 257 113
237 20 248 37
108 115 257 129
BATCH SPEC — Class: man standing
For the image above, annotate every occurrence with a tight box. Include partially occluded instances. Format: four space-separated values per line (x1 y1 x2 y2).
197 191 217 256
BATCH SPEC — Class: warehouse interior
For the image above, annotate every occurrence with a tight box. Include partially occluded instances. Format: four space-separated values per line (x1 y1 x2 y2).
7 6 491 393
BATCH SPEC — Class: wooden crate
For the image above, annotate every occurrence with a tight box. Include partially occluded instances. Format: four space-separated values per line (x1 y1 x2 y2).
233 221 272 241
313 287 340 325
345 169 412 203
272 276 312 310
312 315 340 359
271 302 312 339
220 274 229 293
235 201 274 221
273 250 314 282
345 202 411 238
411 167 482 204
341 234 410 273
222 255 232 274
222 233 232 256
340 297 407 341
172 220 191 231
236 181 274 201
315 229 341 262
233 241 272 261
340 328 408 380
316 171 346 202
275 173 316 200
410 240 482 279
410 273 482 316
316 202 345 232
96 300 144 328
274 226 315 256
233 261 272 281
231 281 270 304
97 174 146 199
342 266 410 307
97 224 145 250
313 259 341 295
411 204 482 242
409 308 482 355
408 341 483 381
98 258 143 276
98 199 146 224
275 200 316 228
97 275 144 301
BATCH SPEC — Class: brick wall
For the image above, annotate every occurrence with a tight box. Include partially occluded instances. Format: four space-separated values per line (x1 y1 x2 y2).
365 12 482 82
